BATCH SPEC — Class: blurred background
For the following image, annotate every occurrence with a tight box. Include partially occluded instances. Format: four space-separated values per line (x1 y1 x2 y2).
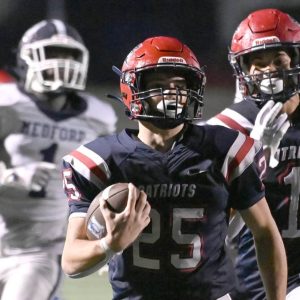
1 0 300 130
0 1 299 299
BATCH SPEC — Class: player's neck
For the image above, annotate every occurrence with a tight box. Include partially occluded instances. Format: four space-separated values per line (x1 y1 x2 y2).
290 105 300 125
34 93 68 112
137 121 185 152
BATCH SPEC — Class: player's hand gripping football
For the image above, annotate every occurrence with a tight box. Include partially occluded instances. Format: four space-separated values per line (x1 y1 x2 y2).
250 100 290 168
99 183 151 253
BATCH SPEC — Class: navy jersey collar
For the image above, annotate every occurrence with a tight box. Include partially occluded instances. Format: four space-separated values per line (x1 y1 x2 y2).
118 125 197 153
118 128 146 151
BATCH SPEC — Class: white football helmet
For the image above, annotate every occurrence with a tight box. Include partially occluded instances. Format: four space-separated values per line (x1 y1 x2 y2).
17 19 89 94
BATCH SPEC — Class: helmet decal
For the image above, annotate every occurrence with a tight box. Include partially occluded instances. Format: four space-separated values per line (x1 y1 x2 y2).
252 36 280 47
157 57 187 64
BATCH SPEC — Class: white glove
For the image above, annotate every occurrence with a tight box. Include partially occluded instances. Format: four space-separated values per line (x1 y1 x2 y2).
0 162 57 191
250 100 290 168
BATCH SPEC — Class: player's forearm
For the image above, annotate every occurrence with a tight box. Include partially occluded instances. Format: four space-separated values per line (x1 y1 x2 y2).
62 217 109 277
62 238 107 276
254 228 287 300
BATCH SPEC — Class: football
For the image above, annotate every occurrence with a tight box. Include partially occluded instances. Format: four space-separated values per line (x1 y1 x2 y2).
85 183 129 240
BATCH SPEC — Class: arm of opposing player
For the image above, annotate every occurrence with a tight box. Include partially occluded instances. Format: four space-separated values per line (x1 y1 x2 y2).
0 106 22 139
239 198 287 300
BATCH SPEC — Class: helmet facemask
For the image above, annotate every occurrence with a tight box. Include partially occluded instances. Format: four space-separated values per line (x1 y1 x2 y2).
19 35 89 94
230 46 300 105
122 65 205 128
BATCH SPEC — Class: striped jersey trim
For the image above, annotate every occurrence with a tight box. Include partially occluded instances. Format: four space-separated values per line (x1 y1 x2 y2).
64 145 110 188
222 132 257 183
52 19 67 34
215 114 248 135
207 108 252 135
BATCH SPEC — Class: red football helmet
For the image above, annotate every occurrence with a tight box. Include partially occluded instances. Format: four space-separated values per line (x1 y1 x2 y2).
229 8 300 103
120 36 206 126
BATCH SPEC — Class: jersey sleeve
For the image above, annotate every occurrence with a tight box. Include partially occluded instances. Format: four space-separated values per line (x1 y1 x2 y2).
206 100 259 136
0 106 22 138
61 144 111 217
0 84 23 138
220 130 266 210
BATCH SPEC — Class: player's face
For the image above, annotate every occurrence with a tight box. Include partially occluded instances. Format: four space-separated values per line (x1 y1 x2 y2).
247 50 292 75
142 71 188 118
247 49 300 115
43 46 80 80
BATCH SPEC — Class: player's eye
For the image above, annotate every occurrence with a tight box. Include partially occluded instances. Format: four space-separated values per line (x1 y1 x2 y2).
274 57 291 69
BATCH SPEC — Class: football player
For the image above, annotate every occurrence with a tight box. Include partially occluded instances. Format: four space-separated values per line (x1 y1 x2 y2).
0 19 117 300
207 8 300 300
61 36 286 300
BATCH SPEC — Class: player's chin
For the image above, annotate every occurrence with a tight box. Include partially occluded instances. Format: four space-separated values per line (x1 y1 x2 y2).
143 118 185 130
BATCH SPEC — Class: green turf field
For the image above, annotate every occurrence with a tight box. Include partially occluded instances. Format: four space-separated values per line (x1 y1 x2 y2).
62 272 112 300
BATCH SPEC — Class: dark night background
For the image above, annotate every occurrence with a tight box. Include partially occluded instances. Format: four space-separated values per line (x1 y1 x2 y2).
1 2 300 298
0 0 299 125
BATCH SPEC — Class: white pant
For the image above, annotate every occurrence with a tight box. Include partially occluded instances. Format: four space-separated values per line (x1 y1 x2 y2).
286 286 300 300
0 252 62 300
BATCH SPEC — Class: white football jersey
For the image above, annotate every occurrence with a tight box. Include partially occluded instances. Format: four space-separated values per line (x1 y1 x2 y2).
0 83 117 256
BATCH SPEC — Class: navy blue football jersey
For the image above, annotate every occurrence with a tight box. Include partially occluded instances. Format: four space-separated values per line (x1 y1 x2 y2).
209 99 300 299
62 124 265 300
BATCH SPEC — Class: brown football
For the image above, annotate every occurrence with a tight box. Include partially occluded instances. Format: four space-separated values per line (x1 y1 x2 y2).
85 183 129 240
